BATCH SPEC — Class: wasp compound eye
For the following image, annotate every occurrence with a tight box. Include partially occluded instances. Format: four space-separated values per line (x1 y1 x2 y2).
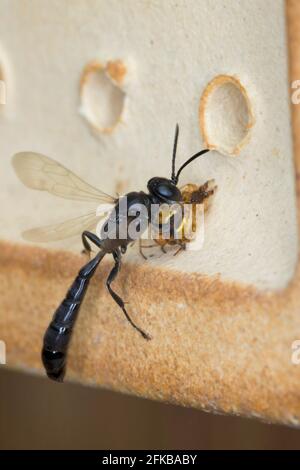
147 177 182 203
157 182 176 198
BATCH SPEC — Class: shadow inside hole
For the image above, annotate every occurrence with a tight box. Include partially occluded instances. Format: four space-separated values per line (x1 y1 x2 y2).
200 75 254 156
80 63 125 134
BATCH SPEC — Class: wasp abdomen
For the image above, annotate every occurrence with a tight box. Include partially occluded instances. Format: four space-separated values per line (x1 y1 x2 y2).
42 253 104 382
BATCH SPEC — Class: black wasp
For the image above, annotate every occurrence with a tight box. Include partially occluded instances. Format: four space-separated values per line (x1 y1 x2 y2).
12 125 216 382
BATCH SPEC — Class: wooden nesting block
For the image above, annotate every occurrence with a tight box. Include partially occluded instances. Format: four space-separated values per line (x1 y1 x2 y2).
0 0 300 425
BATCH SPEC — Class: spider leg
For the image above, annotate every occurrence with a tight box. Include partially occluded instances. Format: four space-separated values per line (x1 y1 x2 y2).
138 239 158 260
173 242 186 256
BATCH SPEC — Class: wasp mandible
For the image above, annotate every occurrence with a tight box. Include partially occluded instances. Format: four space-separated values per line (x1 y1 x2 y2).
12 125 216 382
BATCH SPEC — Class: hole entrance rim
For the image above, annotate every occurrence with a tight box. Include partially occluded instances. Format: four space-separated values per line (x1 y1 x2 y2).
79 60 126 135
199 74 255 156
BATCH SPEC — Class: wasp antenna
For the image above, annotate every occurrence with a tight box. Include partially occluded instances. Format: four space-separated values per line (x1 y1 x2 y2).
174 148 210 185
171 123 179 182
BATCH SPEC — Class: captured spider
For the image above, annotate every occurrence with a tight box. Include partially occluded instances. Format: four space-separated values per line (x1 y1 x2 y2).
12 125 216 381
139 179 216 258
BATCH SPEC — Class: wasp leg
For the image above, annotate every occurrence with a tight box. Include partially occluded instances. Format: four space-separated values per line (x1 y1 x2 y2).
81 231 102 258
106 249 151 340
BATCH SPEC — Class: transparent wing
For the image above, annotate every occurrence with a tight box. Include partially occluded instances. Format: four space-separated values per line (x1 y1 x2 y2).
12 152 116 203
22 209 110 242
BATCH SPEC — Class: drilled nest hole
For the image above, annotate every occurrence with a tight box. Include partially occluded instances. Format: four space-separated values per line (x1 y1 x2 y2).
80 61 126 134
199 75 254 156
